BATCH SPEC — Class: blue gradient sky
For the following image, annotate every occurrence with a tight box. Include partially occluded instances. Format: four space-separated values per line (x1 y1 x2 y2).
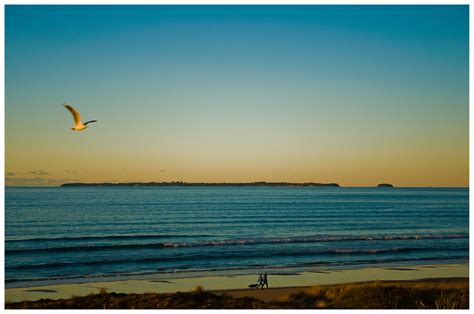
5 5 469 186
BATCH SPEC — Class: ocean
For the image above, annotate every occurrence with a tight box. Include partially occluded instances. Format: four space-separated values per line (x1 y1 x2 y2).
5 187 469 288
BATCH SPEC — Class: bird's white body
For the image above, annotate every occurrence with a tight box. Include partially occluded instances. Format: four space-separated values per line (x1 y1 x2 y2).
63 103 97 131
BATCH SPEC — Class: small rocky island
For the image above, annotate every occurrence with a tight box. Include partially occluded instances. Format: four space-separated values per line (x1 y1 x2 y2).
377 183 394 188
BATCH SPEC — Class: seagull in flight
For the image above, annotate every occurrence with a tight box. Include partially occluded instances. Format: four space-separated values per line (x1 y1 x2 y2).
63 103 98 131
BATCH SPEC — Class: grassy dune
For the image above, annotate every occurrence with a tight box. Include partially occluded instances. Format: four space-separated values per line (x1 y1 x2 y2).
278 279 469 309
6 279 469 309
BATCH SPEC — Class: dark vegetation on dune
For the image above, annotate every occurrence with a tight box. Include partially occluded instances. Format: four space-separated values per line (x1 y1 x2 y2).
6 280 469 309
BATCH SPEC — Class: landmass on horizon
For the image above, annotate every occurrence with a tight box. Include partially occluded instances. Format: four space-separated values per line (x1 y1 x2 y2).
59 182 403 188
60 181 342 187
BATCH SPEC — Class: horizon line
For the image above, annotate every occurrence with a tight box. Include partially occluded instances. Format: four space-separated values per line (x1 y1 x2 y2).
4 181 470 189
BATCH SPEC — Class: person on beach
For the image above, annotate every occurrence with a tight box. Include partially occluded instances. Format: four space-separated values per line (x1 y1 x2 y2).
256 273 263 288
262 272 269 289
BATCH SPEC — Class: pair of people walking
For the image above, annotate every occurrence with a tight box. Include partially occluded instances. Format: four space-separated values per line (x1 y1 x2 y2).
256 272 268 289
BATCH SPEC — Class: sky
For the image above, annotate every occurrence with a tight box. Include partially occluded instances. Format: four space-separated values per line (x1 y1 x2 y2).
5 5 469 187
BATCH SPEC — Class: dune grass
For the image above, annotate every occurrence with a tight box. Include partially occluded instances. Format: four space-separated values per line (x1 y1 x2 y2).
6 279 469 309
276 280 469 309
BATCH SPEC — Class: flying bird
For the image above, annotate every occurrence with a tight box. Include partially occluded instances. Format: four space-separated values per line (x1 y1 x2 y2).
63 103 98 131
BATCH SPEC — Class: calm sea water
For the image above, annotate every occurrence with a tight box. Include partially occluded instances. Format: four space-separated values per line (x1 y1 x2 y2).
5 187 469 287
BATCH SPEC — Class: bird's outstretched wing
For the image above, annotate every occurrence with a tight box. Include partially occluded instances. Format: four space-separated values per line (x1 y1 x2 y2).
83 120 98 125
64 103 81 125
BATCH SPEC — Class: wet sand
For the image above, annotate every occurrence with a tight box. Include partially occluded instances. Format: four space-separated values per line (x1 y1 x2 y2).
5 263 468 303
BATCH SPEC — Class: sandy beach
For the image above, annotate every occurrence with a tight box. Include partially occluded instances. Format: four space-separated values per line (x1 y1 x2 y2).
5 263 468 303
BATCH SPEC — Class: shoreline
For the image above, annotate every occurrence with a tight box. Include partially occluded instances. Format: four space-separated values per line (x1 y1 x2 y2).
6 258 467 289
5 262 468 303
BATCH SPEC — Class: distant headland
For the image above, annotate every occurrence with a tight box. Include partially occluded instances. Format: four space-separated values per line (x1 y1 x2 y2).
60 181 341 187
377 183 394 188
